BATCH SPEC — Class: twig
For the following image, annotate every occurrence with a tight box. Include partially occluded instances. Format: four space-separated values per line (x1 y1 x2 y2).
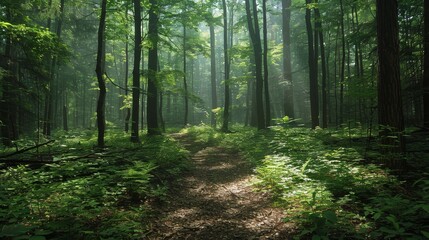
0 140 55 159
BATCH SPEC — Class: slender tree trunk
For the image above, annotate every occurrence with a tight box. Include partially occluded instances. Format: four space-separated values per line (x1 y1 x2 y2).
424 0 429 129
124 4 131 132
183 23 189 126
282 0 294 119
221 0 231 132
147 0 161 135
95 0 107 148
376 0 406 163
305 0 319 129
245 0 265 129
315 1 327 128
339 0 346 125
262 0 271 127
210 22 218 127
131 0 141 142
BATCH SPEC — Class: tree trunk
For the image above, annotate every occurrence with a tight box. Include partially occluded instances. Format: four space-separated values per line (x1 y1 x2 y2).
305 0 319 129
315 0 327 128
95 0 107 148
131 0 141 142
183 23 189 126
339 0 346 125
124 5 131 133
262 0 271 127
282 0 294 119
210 22 218 127
245 0 265 130
147 0 161 135
376 0 406 165
424 0 429 129
221 0 231 132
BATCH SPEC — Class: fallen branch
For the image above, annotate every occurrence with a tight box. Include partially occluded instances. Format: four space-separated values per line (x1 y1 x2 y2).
0 140 55 159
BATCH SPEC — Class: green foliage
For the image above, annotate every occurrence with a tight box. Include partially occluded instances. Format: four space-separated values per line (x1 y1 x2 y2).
183 125 429 239
0 21 69 65
0 130 190 239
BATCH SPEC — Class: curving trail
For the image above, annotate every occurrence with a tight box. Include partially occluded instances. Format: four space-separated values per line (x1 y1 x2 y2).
147 133 294 239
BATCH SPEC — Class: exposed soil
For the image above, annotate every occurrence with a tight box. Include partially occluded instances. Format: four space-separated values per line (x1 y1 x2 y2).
146 133 294 239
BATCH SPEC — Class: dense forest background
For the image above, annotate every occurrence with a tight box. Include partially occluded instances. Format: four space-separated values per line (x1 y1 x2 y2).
1 0 427 143
1 0 429 239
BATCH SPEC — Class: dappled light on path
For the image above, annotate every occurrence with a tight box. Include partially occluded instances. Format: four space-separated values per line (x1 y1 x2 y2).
147 133 294 239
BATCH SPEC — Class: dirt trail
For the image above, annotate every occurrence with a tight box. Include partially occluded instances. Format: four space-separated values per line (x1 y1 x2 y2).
147 133 293 239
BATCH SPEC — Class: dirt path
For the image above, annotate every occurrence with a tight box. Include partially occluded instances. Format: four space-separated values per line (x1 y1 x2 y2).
147 133 294 239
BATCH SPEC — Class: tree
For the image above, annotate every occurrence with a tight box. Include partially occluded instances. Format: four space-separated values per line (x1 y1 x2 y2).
314 0 327 128
131 0 142 142
376 0 405 159
221 0 231 132
95 0 107 148
305 0 319 129
262 0 271 127
282 0 294 119
209 15 218 127
245 0 265 130
147 0 161 135
424 0 429 129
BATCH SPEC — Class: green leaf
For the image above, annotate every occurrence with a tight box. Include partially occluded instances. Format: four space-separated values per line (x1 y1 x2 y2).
322 210 337 223
34 230 52 236
421 231 429 238
29 236 46 240
420 205 429 214
0 224 32 237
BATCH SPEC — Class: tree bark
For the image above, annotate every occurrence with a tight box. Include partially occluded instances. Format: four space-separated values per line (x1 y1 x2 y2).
210 22 218 127
282 0 294 119
262 0 271 127
305 0 319 129
95 0 108 148
221 0 231 132
130 0 142 142
147 0 161 135
315 0 327 128
183 22 189 126
339 0 346 125
424 0 429 129
376 0 406 161
245 0 265 130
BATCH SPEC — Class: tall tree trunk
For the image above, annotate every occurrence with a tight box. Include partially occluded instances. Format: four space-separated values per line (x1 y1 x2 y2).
221 0 231 132
95 0 107 148
56 0 67 132
424 0 429 129
262 0 271 127
124 8 131 132
315 0 327 128
305 0 319 129
245 0 265 130
183 23 189 126
147 0 161 135
282 0 294 119
376 0 406 164
210 22 218 127
131 0 141 142
339 0 346 125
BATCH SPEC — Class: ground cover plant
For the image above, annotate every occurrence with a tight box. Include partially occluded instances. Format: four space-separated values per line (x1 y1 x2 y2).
185 124 429 239
0 130 190 240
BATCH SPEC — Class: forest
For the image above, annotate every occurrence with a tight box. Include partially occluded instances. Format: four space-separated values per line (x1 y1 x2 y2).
1 0 429 239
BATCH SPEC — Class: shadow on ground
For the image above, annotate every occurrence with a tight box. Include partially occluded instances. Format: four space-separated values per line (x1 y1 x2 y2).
146 133 294 239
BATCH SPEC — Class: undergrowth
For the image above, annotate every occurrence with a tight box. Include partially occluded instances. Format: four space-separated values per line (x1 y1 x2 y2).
185 124 429 239
0 130 190 240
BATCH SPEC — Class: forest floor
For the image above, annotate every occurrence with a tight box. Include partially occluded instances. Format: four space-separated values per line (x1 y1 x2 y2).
146 132 295 239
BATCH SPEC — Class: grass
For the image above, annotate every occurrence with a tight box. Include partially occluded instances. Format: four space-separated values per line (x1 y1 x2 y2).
184 124 429 239
0 130 190 240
